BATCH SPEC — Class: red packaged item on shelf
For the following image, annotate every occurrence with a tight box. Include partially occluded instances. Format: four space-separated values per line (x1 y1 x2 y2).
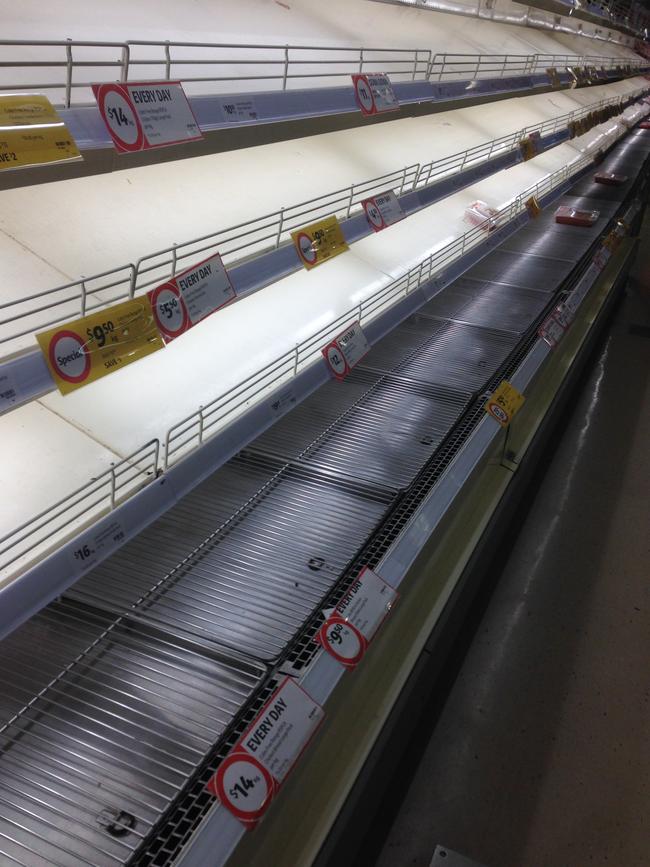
594 171 628 186
639 121 650 129
555 205 600 227
464 200 498 232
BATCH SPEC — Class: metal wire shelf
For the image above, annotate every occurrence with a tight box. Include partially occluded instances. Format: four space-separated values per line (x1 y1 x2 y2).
0 600 266 867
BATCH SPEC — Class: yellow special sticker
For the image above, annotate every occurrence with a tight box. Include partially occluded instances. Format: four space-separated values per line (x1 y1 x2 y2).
291 215 349 270
484 380 525 427
546 67 561 89
36 297 164 395
0 94 82 172
525 195 541 219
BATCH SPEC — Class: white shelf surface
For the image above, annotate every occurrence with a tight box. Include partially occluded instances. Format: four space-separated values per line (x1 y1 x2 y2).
1 0 639 105
1 96 646 589
0 76 645 357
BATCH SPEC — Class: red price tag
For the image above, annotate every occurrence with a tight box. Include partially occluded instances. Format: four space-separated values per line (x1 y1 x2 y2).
206 678 324 827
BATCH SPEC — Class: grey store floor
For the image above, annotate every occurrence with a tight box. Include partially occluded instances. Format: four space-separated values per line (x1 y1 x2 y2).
373 253 650 866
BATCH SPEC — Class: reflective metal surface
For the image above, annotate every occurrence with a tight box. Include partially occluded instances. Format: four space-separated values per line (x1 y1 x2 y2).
70 454 394 661
417 280 550 335
0 602 264 867
462 248 576 293
0 134 645 867
250 368 472 489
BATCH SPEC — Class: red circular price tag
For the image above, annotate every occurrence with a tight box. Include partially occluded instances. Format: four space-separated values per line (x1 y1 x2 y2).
324 342 349 379
354 75 376 115
214 752 274 824
318 616 366 667
149 282 189 341
48 329 91 384
295 231 318 266
487 401 508 424
363 199 385 230
95 83 145 152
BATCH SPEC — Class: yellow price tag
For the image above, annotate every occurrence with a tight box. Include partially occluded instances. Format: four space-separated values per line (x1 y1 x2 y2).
36 297 164 395
0 94 82 172
484 380 525 428
291 215 349 270
546 67 561 89
525 196 541 219
519 136 537 162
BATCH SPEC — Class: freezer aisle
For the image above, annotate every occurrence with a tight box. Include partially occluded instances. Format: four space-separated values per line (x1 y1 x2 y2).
373 251 650 866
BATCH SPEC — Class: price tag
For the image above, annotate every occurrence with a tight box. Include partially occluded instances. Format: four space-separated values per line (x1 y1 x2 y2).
519 131 541 162
546 67 561 89
564 262 601 315
0 94 81 172
69 519 126 571
538 312 567 348
351 73 399 116
148 253 235 342
593 247 611 270
291 215 349 269
206 677 324 827
484 380 525 427
219 98 259 123
36 297 164 395
362 190 404 231
0 369 19 413
322 321 369 381
318 566 398 669
93 81 202 153
525 195 541 219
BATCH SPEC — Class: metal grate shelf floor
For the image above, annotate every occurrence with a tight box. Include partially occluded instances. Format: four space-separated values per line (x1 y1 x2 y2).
70 453 394 661
250 368 472 490
416 280 551 335
0 602 265 867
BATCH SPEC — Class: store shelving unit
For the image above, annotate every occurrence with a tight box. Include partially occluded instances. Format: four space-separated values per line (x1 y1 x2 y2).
0 1 648 865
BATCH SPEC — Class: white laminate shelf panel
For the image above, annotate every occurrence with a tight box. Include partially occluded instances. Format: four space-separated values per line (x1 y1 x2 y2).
38 250 390 458
0 402 120 578
2 0 639 104
0 77 644 349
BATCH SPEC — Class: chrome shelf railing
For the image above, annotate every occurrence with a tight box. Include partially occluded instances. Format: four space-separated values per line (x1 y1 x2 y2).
0 88 641 355
0 146 596 583
0 439 159 576
0 37 643 107
162 152 593 467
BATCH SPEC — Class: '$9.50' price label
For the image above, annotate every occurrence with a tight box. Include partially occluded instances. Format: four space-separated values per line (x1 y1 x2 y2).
36 297 164 395
318 566 398 669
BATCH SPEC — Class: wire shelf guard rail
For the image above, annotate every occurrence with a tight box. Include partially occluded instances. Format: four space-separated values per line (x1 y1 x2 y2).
0 90 641 355
0 149 593 583
0 439 159 575
0 38 644 107
162 151 592 466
